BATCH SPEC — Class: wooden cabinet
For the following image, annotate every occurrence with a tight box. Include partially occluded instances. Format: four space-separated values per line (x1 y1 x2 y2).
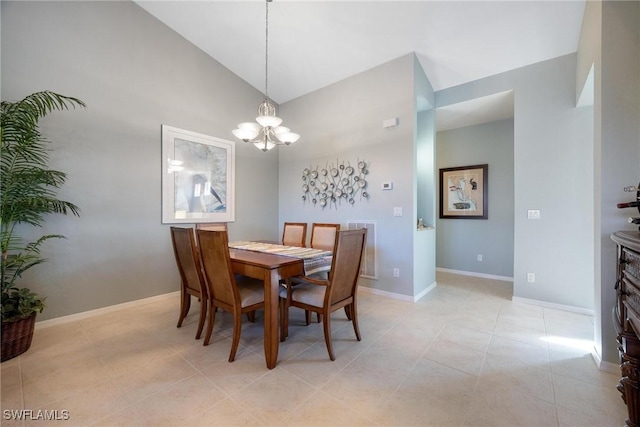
612 230 640 427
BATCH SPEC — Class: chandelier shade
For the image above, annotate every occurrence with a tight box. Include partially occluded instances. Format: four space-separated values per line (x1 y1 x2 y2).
231 0 299 152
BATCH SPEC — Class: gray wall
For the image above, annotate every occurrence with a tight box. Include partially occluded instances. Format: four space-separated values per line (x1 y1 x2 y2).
578 0 640 364
277 54 423 298
436 119 515 278
437 54 595 310
1 1 279 320
414 59 438 297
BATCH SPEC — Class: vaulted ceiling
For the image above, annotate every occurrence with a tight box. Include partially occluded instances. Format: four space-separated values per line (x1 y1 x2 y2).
136 0 585 129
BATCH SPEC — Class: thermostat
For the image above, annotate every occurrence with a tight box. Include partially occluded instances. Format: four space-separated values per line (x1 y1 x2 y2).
382 182 393 190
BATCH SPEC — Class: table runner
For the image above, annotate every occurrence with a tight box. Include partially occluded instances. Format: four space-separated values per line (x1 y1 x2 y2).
228 241 332 276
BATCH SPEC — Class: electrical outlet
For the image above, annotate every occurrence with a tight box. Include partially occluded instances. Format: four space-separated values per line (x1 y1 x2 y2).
477 254 483 262
393 268 400 278
527 273 535 283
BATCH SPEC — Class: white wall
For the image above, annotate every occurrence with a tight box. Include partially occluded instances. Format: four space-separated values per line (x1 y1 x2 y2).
437 54 595 310
278 54 419 297
1 1 279 320
436 119 515 278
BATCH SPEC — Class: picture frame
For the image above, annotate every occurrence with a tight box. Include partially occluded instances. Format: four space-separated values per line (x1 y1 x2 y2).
439 164 488 219
161 125 235 224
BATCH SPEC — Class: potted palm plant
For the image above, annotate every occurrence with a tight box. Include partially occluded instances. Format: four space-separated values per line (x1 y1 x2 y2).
1 91 84 362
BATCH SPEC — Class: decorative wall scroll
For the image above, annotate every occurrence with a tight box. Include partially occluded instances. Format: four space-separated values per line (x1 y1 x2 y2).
302 159 369 209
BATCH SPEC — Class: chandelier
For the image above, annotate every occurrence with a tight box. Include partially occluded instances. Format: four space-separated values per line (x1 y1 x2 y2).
232 0 300 152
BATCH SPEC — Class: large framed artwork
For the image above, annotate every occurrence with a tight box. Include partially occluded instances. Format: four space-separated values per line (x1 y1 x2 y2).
439 164 488 219
161 125 235 224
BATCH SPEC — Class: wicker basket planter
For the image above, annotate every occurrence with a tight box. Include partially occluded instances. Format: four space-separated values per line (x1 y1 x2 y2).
1 313 36 362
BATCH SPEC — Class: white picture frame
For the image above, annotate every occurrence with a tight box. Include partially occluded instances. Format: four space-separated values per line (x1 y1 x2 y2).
161 125 235 224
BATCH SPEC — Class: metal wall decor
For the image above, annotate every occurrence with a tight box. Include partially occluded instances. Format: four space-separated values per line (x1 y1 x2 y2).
301 159 369 208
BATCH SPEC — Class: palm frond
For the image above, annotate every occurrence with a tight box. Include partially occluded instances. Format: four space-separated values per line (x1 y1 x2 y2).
0 91 84 316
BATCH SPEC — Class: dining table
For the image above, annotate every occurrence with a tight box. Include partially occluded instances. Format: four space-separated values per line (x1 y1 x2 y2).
228 241 332 369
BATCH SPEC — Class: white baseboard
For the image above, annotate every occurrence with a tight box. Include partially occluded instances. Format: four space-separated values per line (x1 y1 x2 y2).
591 348 620 373
414 282 437 302
511 296 594 316
358 285 433 303
436 267 513 282
37 284 436 329
35 291 179 330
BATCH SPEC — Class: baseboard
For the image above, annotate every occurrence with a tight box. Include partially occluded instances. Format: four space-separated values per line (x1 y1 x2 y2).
436 267 513 282
35 291 180 330
413 282 437 302
511 296 594 316
359 286 418 302
37 284 434 329
591 348 620 373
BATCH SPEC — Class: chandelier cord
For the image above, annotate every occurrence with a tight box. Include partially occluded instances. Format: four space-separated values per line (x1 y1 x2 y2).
264 0 270 101
232 0 299 150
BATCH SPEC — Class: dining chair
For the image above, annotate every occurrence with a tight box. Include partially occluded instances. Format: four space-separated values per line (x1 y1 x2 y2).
297 222 340 323
279 228 367 361
196 222 228 232
196 229 265 362
309 223 340 252
169 227 208 340
282 222 307 247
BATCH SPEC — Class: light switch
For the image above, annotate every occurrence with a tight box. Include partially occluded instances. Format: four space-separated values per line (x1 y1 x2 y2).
393 207 402 217
527 209 540 220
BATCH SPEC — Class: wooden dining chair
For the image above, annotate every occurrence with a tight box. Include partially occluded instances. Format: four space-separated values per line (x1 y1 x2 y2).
170 227 208 340
282 222 307 247
309 223 340 252
196 229 265 362
296 222 341 323
196 222 228 232
280 228 367 361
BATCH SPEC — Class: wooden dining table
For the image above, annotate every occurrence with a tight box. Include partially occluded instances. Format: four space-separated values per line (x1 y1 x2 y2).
228 248 304 369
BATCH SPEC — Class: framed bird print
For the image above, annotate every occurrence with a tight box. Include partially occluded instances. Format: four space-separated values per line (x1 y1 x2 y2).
161 125 235 224
439 164 488 219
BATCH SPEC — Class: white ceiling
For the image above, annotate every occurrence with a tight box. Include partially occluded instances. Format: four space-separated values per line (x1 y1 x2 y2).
135 0 585 129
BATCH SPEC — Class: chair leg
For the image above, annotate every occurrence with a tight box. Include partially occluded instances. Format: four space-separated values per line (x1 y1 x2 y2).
203 302 217 346
195 297 207 339
247 311 256 322
351 303 361 341
177 289 190 328
344 306 352 320
229 310 242 362
322 310 335 361
280 297 287 342
316 313 322 323
305 310 311 325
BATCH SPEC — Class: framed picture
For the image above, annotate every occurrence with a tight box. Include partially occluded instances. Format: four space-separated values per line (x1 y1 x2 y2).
161 125 235 224
439 164 488 219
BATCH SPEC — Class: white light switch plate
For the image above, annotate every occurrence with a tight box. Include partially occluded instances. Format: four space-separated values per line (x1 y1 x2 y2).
393 207 402 217
527 209 540 220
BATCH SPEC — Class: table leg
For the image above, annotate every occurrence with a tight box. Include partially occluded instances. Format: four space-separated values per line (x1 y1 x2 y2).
264 269 280 369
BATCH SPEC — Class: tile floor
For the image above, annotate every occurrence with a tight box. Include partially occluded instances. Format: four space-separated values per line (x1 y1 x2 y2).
1 272 628 426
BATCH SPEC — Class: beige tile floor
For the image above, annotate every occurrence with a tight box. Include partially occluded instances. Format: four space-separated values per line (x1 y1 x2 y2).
1 272 627 426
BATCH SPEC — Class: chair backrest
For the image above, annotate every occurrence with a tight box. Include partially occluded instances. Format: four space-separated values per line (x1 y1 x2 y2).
282 222 307 247
310 223 340 252
196 229 238 307
170 227 207 297
196 222 228 232
326 228 367 305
